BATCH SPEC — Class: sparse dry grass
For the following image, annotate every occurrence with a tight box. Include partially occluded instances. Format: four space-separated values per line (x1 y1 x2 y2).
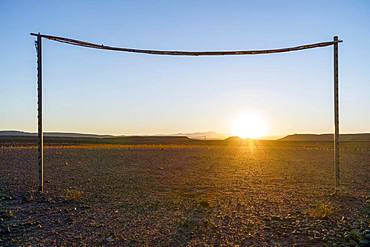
306 202 335 219
64 189 81 201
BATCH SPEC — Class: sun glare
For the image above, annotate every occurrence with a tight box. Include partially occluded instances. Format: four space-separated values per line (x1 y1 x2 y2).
230 113 268 139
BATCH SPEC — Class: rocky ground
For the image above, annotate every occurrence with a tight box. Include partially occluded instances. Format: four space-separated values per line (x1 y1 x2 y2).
0 142 369 246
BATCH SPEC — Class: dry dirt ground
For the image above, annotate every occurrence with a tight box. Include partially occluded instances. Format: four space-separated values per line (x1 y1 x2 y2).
0 141 369 246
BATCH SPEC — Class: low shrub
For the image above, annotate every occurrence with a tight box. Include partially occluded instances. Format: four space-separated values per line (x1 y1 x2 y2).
64 189 82 201
306 202 334 219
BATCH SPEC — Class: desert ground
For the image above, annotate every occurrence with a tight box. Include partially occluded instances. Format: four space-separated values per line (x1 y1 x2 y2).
1 141 369 246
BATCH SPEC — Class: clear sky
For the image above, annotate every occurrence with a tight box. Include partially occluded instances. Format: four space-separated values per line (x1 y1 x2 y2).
1 0 369 137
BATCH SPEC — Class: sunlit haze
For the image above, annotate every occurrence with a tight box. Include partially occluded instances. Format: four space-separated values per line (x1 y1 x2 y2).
230 113 268 139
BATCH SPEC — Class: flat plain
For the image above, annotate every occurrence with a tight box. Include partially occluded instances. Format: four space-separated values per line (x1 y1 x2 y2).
1 141 369 246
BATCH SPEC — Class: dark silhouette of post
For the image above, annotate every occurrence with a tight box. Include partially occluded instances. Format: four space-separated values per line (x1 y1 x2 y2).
333 36 340 188
36 33 44 192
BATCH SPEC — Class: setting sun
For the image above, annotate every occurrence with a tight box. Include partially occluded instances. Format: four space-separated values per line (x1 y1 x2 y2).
230 113 268 139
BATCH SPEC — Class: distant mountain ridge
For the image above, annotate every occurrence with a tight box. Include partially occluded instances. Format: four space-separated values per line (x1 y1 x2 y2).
0 130 226 140
2 131 370 142
280 133 370 141
171 131 228 140
0 131 113 138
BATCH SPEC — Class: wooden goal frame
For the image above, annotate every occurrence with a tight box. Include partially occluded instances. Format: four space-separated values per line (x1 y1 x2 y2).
31 33 342 192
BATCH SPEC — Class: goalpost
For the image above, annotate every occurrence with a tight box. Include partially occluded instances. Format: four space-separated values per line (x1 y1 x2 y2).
31 32 342 192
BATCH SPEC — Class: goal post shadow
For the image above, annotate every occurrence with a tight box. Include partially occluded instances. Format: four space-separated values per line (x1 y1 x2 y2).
31 33 342 192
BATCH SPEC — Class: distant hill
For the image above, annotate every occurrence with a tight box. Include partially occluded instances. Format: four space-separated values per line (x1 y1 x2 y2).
0 131 195 145
171 131 228 140
3 131 370 142
280 133 370 141
0 130 227 140
0 130 217 144
0 131 113 138
224 136 243 142
0 131 35 137
224 136 256 142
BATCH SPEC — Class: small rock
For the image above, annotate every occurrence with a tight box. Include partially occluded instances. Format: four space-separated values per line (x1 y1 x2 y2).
22 192 34 203
106 236 114 242
0 226 11 234
344 231 351 239
0 195 13 201
271 215 281 221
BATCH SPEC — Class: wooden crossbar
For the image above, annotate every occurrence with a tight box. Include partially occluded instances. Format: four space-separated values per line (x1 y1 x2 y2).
30 33 342 56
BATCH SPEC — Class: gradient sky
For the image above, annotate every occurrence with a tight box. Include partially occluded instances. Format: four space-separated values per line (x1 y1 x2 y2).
1 0 369 137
